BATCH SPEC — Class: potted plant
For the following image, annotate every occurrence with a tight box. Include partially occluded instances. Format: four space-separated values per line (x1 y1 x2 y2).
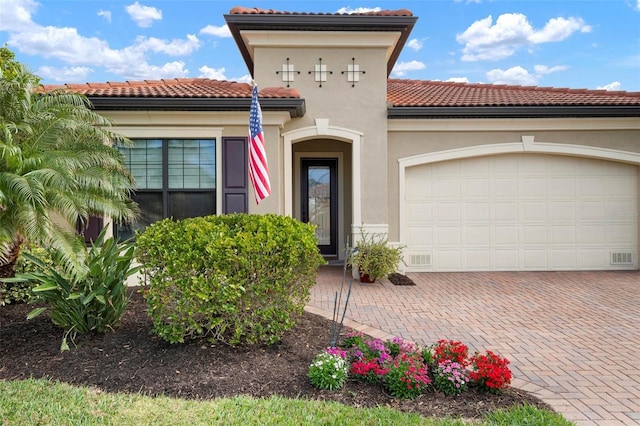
348 230 404 283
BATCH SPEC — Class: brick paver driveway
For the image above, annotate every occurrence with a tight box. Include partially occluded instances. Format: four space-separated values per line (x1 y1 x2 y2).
307 267 640 425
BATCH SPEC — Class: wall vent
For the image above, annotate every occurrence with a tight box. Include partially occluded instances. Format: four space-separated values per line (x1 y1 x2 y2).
610 252 633 265
409 253 432 267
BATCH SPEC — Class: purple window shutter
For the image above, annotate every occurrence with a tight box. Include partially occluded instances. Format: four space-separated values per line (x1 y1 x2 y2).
77 215 104 245
222 137 248 214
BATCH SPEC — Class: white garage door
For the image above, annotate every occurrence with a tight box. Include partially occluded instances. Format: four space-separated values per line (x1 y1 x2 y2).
404 154 638 271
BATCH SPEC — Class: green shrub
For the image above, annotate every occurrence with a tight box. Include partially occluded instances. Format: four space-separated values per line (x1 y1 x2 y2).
0 245 53 305
7 227 139 350
135 214 326 345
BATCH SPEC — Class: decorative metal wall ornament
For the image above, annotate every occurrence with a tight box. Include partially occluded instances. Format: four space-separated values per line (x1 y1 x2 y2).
275 58 300 87
341 58 366 87
307 58 333 87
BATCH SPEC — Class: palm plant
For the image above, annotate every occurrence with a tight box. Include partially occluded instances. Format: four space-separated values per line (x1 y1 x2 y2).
0 63 138 280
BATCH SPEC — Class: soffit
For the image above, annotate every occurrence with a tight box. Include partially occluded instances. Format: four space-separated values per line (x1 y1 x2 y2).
240 31 401 63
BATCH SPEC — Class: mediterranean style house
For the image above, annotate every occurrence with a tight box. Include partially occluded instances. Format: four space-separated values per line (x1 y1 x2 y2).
44 7 640 272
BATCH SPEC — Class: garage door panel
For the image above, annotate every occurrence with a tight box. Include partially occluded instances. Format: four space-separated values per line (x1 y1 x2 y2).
607 224 636 244
579 177 605 196
406 227 433 246
550 177 576 197
465 202 490 222
464 157 491 175
435 179 461 198
522 250 548 269
550 202 575 221
436 203 461 221
552 226 576 244
578 249 607 269
436 227 461 246
522 202 547 221
493 202 518 221
578 225 606 244
464 179 490 198
550 250 577 269
606 200 637 221
436 251 462 270
520 155 548 173
523 225 547 244
491 156 519 174
578 201 605 220
466 226 491 245
407 201 433 221
495 250 519 269
494 226 518 245
521 178 547 197
606 176 635 196
404 154 638 271
466 251 491 270
432 161 461 176
493 179 518 197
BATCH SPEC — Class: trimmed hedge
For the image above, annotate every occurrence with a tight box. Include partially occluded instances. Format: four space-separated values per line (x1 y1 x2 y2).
135 214 326 345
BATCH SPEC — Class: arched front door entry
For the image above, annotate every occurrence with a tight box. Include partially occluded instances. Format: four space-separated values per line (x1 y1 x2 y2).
300 158 338 256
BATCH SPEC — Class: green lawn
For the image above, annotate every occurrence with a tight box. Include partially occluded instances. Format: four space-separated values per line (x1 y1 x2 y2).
0 379 574 426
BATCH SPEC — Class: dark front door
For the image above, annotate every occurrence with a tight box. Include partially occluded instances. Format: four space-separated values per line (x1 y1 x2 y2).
301 158 338 256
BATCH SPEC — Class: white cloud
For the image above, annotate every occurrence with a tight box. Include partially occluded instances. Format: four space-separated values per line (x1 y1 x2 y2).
133 34 201 56
0 0 38 32
124 61 189 80
597 81 622 91
198 65 226 80
528 17 591 44
37 65 92 82
391 60 426 77
486 63 568 86
2 0 202 82
233 74 252 83
126 1 162 28
406 38 424 51
486 66 537 85
446 77 470 83
457 13 591 61
199 24 231 38
335 7 382 14
533 64 569 75
98 10 112 24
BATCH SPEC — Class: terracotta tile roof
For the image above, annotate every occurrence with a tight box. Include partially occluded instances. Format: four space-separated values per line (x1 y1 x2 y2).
387 79 640 107
229 7 413 16
40 78 300 99
41 78 640 111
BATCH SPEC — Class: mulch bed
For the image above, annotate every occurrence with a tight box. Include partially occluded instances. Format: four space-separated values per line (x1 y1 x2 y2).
0 287 551 420
388 272 417 286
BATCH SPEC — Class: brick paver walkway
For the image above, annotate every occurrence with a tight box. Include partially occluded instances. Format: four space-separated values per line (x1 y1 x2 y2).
307 266 640 425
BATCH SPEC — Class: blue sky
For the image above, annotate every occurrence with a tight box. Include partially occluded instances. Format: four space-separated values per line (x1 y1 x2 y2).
1 0 639 91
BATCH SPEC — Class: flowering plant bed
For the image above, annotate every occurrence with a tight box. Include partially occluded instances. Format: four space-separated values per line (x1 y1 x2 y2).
313 331 514 401
0 288 551 420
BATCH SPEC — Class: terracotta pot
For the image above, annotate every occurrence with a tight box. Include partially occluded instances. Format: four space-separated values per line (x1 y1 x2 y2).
359 273 376 283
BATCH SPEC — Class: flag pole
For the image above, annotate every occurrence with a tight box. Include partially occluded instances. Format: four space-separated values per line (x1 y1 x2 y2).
248 82 271 204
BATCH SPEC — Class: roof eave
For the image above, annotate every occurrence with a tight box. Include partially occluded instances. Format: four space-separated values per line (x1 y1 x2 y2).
387 105 640 119
224 13 417 77
87 97 306 118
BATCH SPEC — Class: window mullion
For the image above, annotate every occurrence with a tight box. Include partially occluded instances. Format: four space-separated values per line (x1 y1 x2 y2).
162 140 169 217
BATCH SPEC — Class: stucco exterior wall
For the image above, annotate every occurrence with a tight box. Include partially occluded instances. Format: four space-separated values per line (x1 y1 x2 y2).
252 40 391 225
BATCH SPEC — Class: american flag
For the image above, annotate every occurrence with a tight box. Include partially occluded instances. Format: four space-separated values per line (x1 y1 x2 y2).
248 84 271 203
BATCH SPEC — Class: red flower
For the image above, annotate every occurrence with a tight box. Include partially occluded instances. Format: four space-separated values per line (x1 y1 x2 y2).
433 339 469 367
469 350 512 391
